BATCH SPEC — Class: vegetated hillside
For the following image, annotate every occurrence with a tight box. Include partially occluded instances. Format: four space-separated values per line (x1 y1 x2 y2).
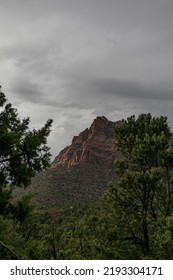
13 116 121 208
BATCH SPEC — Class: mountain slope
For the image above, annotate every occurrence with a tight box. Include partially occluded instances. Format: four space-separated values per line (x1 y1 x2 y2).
13 116 121 208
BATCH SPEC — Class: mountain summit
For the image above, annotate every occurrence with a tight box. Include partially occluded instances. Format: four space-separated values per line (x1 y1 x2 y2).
52 116 116 168
14 116 120 208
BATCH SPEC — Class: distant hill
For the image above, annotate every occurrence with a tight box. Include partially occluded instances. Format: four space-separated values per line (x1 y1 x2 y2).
13 116 122 208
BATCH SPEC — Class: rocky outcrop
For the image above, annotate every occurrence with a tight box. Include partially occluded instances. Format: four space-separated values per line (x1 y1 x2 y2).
14 116 121 208
52 116 118 169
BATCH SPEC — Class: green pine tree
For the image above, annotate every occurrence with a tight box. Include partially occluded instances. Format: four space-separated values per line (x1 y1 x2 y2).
106 113 173 258
0 88 53 258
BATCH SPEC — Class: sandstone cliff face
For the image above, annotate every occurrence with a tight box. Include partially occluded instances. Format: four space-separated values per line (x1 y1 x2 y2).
14 116 120 208
52 116 117 169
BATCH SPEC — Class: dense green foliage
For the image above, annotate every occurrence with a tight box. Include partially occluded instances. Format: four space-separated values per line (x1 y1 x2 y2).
1 95 173 260
0 89 52 211
107 114 173 257
0 89 53 258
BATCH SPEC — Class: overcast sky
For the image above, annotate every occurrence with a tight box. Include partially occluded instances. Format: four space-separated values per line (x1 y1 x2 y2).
1 0 173 158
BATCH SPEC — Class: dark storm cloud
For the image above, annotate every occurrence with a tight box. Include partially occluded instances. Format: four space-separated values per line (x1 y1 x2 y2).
91 78 173 101
1 0 173 157
11 81 43 104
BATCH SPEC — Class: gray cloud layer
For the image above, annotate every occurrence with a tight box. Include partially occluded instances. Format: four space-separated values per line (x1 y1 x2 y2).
1 0 173 157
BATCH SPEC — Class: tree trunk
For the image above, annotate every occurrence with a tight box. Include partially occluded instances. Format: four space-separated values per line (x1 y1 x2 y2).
142 220 150 257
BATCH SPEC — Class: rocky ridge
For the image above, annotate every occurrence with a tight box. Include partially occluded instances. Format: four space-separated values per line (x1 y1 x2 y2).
14 116 121 208
52 116 117 168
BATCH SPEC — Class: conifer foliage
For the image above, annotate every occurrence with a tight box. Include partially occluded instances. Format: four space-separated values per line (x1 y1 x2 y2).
108 113 173 257
0 89 53 214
